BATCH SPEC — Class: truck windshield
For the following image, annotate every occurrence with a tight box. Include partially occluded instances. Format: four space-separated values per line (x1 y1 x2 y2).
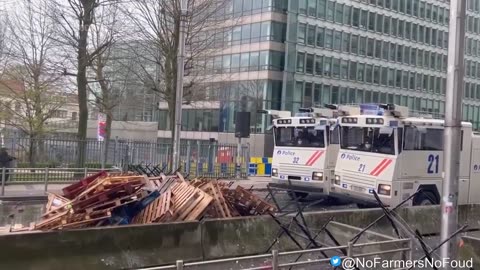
340 126 396 155
274 127 326 148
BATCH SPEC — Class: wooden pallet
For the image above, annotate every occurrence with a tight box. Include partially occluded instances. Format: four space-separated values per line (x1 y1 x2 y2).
62 171 108 199
170 182 213 221
132 190 173 224
227 186 277 215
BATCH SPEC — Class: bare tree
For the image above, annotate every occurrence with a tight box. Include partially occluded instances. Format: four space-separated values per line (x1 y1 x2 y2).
1 0 68 165
124 0 233 143
48 0 115 166
0 11 9 78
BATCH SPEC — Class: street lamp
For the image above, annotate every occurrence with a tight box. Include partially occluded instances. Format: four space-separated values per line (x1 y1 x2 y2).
172 0 188 170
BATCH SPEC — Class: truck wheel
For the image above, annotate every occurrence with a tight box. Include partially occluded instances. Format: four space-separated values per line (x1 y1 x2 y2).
287 191 308 200
413 191 438 206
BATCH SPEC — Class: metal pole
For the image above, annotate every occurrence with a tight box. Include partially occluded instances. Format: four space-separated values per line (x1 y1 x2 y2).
271 250 279 270
176 260 184 270
441 0 466 262
186 141 191 175
101 141 105 169
1 167 5 196
236 137 242 179
44 168 49 193
172 0 188 170
347 241 353 257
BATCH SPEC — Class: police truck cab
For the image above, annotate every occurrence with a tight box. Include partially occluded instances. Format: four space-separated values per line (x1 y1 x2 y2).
332 103 480 207
267 106 358 198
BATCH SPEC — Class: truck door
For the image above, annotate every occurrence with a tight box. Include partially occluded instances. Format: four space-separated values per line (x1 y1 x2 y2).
469 147 480 204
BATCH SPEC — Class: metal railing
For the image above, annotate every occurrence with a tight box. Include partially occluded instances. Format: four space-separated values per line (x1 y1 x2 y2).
0 167 121 196
2 137 250 178
138 238 412 270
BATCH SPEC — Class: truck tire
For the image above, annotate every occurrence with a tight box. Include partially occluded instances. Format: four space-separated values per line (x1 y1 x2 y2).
413 191 438 206
287 191 308 200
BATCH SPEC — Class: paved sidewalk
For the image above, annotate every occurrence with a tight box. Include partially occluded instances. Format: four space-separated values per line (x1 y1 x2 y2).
0 177 272 199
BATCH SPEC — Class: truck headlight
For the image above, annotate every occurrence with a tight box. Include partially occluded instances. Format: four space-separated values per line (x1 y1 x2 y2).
272 168 278 177
378 184 392 196
312 172 323 181
334 175 341 185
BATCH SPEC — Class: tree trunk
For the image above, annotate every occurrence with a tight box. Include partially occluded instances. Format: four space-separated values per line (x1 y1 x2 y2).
104 112 113 167
28 135 36 168
168 99 176 168
76 4 93 168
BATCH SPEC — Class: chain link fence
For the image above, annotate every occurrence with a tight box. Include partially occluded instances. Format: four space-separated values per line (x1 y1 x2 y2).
2 137 249 179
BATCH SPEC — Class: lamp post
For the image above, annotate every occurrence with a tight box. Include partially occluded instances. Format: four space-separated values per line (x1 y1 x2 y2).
441 0 466 264
172 0 188 171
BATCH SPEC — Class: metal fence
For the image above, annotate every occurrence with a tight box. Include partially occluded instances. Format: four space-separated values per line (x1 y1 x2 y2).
2 137 249 179
138 238 412 270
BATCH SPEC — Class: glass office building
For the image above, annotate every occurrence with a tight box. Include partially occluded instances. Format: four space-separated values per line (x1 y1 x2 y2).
156 0 480 154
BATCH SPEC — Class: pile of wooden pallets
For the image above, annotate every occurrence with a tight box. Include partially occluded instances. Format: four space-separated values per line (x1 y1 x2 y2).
35 172 148 230
32 172 277 231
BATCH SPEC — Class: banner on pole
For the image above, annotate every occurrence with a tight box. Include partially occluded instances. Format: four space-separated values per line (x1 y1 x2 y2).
97 113 107 142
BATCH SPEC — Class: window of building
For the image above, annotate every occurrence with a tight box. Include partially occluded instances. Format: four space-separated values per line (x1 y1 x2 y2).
395 69 402 88
398 20 404 38
405 21 411 40
426 3 432 20
316 27 324 47
373 66 380 84
315 55 323 75
352 7 360 27
389 43 396 61
344 5 352 25
361 10 368 29
249 52 259 71
409 72 415 90
318 0 326 18
306 54 314 74
335 3 343 23
412 23 418 41
384 16 390 34
367 38 374 57
396 44 403 62
299 0 307 14
334 30 342 49
241 53 249 71
391 18 398 36
368 12 375 31
402 71 408 89
419 1 425 18
341 59 349 79
382 41 389 60
388 68 395 86
399 0 406 13
416 73 423 90
375 40 382 59
357 63 365 82
349 62 357 80
404 46 410 65
324 56 332 76
307 25 316 45
342 33 350 52
241 24 251 44
327 1 335 21
423 74 429 91
359 36 367 56
308 0 317 16
392 0 399 11
296 52 305 72
325 29 333 49
351 34 359 54
332 58 341 78
366 64 373 83
376 14 383 33
298 23 306 44
380 67 388 85
418 25 425 43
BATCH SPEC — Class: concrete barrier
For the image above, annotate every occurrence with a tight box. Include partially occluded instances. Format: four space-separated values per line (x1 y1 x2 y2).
0 222 203 270
1 204 480 269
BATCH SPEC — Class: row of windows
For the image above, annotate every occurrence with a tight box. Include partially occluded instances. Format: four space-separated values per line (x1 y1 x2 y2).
465 59 480 80
203 51 285 74
298 0 450 27
466 15 480 34
468 0 480 12
228 0 288 17
297 26 448 72
466 37 480 57
294 81 446 116
297 9 449 49
464 82 480 101
230 21 287 46
296 54 447 94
